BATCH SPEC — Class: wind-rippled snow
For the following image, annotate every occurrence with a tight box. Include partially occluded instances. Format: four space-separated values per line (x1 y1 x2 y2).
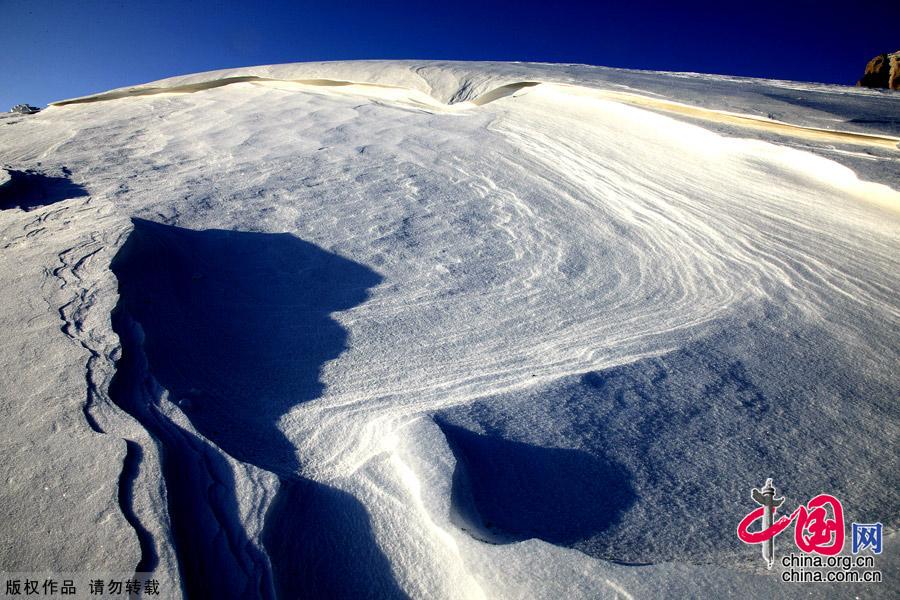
0 61 897 599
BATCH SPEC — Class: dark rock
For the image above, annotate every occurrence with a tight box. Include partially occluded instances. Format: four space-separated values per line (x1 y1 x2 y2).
10 104 41 114
857 51 900 90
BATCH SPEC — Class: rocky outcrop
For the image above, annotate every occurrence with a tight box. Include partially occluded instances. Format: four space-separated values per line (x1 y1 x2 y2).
10 104 40 114
857 51 900 90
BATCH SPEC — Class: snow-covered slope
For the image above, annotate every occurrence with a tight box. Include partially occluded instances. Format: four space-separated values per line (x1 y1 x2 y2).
1 61 898 598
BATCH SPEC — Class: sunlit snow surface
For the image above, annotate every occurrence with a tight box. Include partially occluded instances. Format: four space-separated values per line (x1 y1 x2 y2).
1 61 898 598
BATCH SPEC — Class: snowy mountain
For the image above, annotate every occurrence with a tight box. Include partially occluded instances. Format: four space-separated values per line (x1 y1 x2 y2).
1 60 898 599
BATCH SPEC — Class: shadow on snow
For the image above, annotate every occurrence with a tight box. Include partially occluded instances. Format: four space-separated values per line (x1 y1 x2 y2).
435 418 636 550
0 168 87 211
109 218 402 598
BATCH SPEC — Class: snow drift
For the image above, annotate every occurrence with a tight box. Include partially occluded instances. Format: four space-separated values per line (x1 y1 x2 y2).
0 60 898 599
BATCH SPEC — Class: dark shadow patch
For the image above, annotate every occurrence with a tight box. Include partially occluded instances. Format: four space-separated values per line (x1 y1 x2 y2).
110 219 400 597
112 218 382 475
846 118 900 126
262 478 408 599
117 440 158 574
0 169 87 210
110 309 274 598
435 419 635 549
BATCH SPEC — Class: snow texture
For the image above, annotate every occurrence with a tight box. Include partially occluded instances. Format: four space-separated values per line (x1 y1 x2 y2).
1 60 898 598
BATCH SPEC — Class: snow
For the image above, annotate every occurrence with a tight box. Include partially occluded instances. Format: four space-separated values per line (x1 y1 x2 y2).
1 60 898 598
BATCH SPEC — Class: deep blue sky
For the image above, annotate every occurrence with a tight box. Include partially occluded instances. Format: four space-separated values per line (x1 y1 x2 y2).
1 0 896 109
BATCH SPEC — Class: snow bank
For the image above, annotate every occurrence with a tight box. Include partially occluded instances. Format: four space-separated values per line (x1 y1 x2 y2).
1 60 897 599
